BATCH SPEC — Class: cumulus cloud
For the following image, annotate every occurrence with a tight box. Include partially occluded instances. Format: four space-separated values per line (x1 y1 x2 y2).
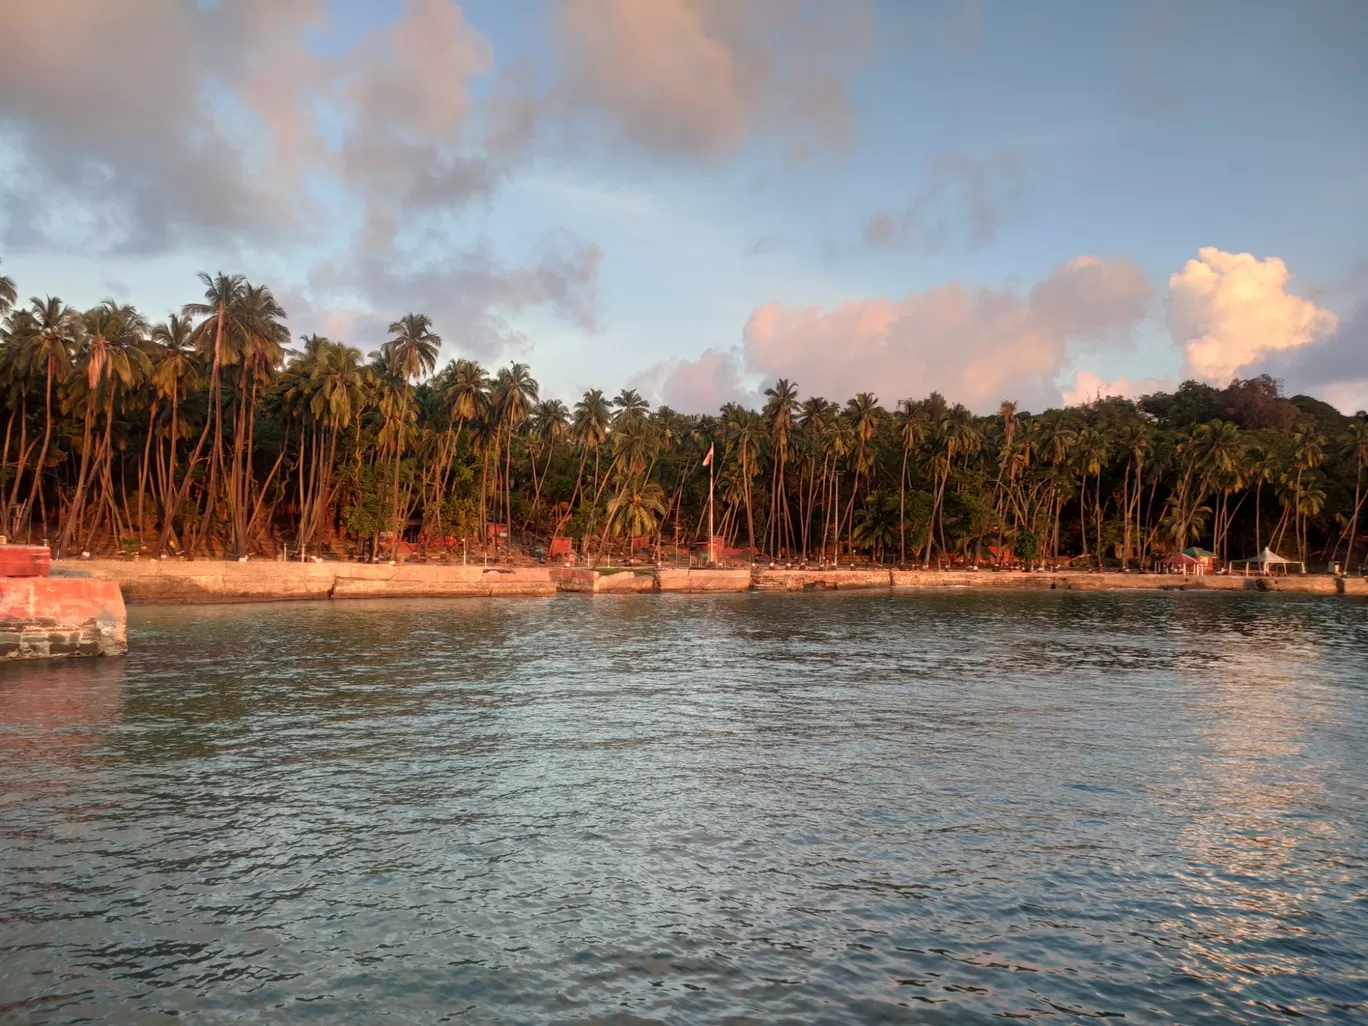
642 255 1153 413
1246 301 1368 413
863 150 1024 249
1168 247 1339 385
553 0 876 157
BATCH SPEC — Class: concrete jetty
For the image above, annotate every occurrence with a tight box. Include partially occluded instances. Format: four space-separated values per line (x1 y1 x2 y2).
0 547 127 659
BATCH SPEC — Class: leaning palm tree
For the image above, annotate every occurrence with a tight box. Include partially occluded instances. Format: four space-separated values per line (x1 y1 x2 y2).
379 313 440 556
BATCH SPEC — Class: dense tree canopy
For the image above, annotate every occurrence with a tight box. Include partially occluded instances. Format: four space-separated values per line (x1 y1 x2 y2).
2 265 1366 570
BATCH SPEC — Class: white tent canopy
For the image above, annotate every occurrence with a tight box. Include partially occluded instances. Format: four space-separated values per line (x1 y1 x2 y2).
1230 547 1304 573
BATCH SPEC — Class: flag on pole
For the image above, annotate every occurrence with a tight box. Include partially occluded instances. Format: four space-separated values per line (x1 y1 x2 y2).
703 443 714 467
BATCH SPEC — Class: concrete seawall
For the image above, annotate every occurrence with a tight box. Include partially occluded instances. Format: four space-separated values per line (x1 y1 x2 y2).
57 559 1364 605
0 577 127 658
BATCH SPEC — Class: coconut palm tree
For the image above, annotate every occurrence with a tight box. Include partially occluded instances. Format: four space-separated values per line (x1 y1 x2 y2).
1072 425 1109 565
895 398 930 564
491 362 538 550
607 478 668 542
612 388 649 428
379 313 440 556
168 272 250 557
9 297 75 537
58 302 151 555
0 260 15 317
560 388 612 547
762 378 800 558
723 405 766 561
528 397 569 521
1290 428 1325 568
1337 422 1368 570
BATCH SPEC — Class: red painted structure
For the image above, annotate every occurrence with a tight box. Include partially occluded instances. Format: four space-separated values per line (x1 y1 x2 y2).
0 545 51 578
0 545 127 658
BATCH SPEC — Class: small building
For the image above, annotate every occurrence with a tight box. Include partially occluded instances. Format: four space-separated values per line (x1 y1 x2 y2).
548 536 573 558
1155 551 1203 575
1182 546 1217 571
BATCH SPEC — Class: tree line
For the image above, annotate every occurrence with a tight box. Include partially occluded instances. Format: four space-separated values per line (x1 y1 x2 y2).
1 263 1366 570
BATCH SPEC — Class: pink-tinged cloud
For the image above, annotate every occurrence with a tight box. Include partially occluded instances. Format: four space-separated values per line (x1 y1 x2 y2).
733 255 1152 412
631 348 754 413
554 0 875 156
1167 248 1338 384
1059 371 1175 407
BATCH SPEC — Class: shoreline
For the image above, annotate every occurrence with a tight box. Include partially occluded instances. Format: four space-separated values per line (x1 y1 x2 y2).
55 559 1368 605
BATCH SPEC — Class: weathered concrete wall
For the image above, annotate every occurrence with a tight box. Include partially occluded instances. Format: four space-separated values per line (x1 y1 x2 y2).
0 578 126 658
595 571 657 594
58 558 1366 605
657 569 752 593
62 559 557 602
891 570 1057 589
549 568 599 593
753 569 892 591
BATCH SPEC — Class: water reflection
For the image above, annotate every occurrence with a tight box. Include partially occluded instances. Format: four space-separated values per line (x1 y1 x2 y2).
1 591 1365 1024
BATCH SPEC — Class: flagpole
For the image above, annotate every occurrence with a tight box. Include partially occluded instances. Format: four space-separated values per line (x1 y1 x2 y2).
707 444 715 567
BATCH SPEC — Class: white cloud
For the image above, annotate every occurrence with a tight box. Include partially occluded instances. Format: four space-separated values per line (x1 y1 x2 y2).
1168 247 1338 384
641 255 1153 413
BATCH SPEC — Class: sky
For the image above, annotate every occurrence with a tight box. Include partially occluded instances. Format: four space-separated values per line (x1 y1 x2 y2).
1 0 1365 414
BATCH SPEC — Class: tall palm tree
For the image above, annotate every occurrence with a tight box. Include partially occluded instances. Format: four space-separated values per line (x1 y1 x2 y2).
559 388 612 547
895 398 929 565
723 405 766 561
58 302 151 555
169 272 249 557
1072 425 1109 565
379 313 440 557
612 388 650 426
763 378 800 558
529 397 569 521
491 362 538 550
1290 428 1325 569
1338 422 1368 570
843 392 882 554
14 297 75 537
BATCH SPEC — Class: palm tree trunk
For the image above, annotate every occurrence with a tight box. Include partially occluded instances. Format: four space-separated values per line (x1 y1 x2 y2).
136 398 158 545
56 402 98 557
24 366 55 540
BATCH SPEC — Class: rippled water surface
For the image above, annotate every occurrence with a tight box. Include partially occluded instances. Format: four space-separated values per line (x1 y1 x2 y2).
3 590 1367 1024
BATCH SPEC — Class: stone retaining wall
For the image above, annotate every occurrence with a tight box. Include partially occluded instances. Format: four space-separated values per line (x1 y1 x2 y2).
58 559 1365 605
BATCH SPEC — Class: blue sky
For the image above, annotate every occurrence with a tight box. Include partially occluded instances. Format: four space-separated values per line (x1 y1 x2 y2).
2 0 1365 412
